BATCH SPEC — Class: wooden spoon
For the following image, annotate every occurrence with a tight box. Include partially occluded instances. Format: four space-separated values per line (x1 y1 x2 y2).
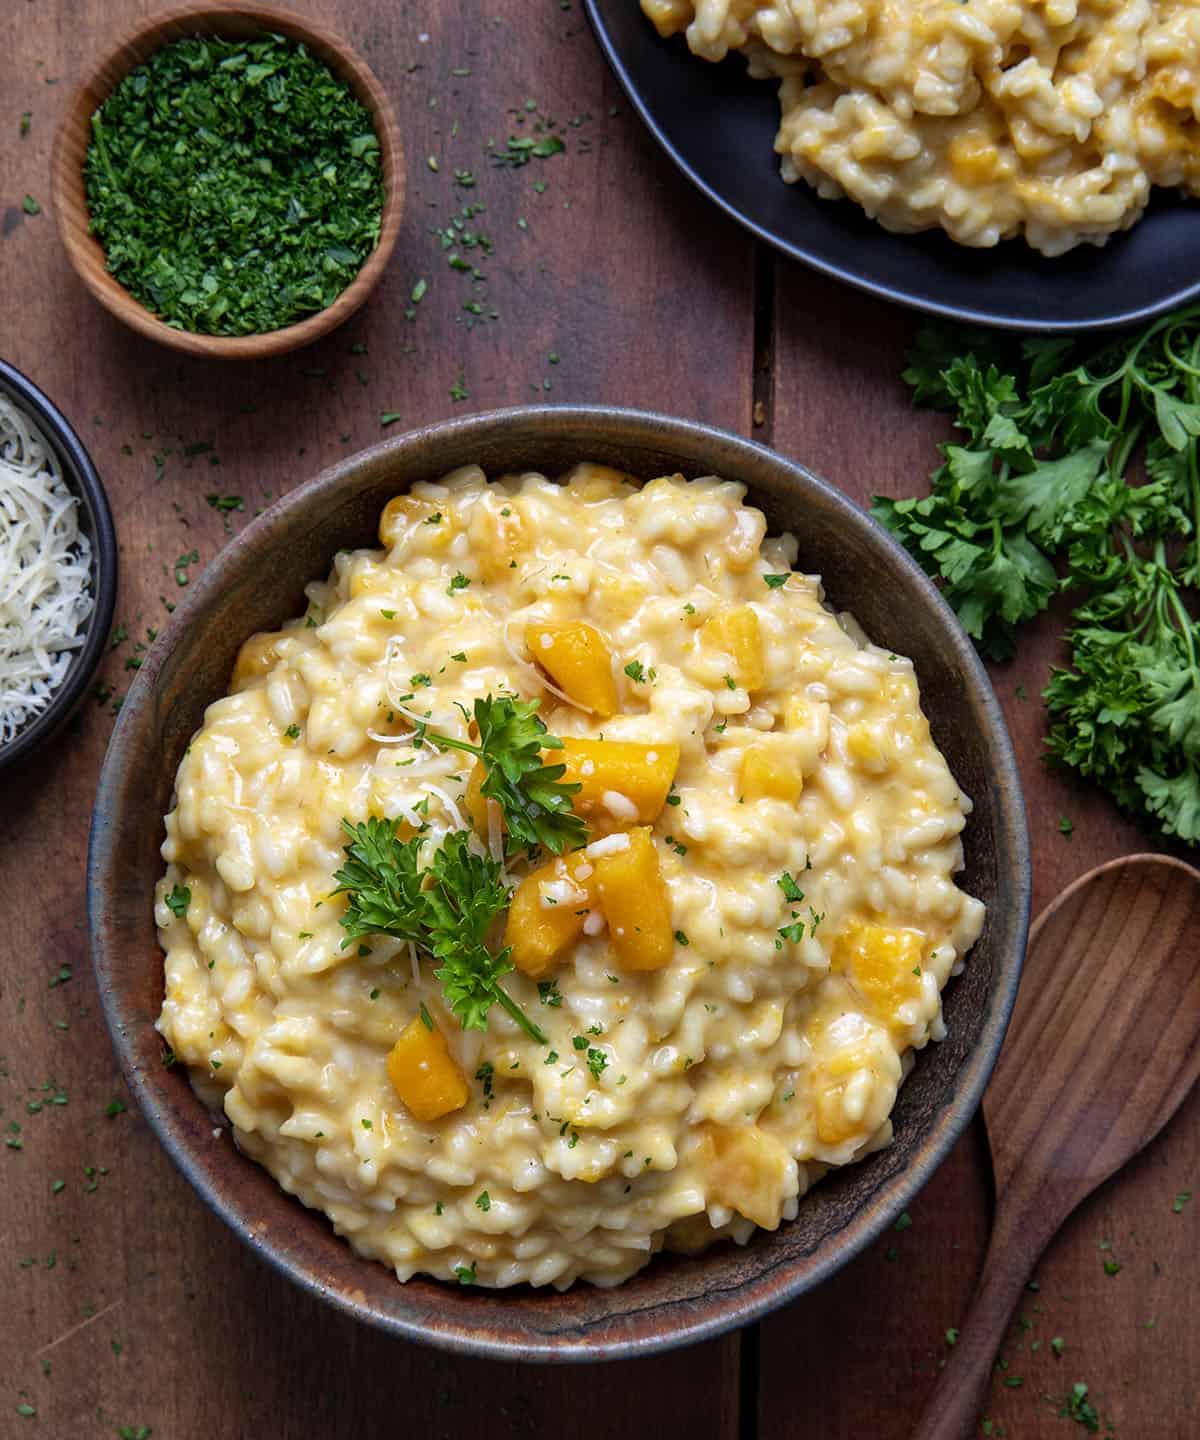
912 854 1200 1440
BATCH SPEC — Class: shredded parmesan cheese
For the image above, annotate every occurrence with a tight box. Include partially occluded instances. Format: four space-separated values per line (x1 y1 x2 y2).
0 395 94 743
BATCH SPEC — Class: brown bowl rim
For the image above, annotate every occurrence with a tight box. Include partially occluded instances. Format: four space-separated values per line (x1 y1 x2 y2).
50 0 405 360
87 405 1030 1359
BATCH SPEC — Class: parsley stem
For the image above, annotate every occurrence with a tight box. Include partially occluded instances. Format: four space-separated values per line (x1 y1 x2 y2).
494 987 548 1045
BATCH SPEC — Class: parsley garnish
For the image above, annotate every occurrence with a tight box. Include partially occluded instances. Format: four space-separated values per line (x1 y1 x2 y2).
84 34 383 335
491 134 565 167
777 872 805 903
763 573 789 588
1058 1382 1101 1432
165 883 190 919
334 822 546 1042
537 979 563 1007
423 694 586 855
872 311 1200 842
624 660 647 683
475 1190 490 1211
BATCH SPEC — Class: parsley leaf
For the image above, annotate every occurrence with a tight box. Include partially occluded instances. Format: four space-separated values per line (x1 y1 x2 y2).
333 820 546 1043
424 694 587 855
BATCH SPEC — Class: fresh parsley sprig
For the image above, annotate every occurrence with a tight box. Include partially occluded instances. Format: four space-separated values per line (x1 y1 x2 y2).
334 819 547 1043
872 306 1200 842
423 694 588 856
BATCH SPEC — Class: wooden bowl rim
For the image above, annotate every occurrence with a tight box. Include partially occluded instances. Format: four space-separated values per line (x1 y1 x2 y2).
49 0 405 360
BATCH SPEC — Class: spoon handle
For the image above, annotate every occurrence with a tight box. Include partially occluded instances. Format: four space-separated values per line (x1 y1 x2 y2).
910 1196 1059 1440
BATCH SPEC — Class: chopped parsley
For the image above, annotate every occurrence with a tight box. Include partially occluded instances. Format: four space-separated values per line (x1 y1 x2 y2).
165 883 191 919
763 573 790 589
84 34 383 335
777 872 805 903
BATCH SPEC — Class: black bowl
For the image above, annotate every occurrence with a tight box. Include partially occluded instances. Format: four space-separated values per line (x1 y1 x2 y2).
585 0 1200 332
0 359 118 771
89 406 1029 1359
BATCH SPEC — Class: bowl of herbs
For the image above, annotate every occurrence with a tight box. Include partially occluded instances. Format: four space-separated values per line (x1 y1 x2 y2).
51 2 404 360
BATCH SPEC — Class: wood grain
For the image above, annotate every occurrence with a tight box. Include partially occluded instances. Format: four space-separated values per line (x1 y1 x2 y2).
759 263 1199 1439
0 0 752 1431
913 856 1200 1440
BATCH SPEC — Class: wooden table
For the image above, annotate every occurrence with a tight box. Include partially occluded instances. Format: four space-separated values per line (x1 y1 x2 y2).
2 2 1195 1434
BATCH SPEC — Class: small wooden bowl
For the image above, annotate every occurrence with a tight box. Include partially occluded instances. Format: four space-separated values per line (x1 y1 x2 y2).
51 2 405 360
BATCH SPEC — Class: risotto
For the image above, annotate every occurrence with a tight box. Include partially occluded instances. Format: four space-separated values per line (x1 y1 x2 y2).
155 464 984 1290
640 0 1200 254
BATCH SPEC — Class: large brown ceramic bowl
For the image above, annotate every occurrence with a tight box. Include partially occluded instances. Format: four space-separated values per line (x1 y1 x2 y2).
88 407 1029 1360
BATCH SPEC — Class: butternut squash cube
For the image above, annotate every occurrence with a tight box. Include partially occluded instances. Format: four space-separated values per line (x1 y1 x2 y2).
739 742 803 803
846 723 890 773
379 494 454 550
591 826 674 971
503 851 596 979
526 621 618 717
832 920 925 1029
701 606 765 691
386 1016 470 1122
700 1123 790 1230
472 499 528 581
594 572 647 622
812 1052 867 1146
231 631 284 690
559 738 680 826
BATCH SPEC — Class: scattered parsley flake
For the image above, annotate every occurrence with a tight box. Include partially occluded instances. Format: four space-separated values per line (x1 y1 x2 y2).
165 883 191 919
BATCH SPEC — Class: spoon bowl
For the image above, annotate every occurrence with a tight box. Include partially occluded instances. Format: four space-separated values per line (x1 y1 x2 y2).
913 854 1200 1440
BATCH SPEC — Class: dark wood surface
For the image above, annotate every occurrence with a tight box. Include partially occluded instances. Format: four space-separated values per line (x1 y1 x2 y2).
0 2 1194 1436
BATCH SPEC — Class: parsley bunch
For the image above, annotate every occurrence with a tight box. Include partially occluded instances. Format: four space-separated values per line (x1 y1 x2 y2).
424 694 588 856
85 34 383 336
334 821 546 1043
873 306 1199 842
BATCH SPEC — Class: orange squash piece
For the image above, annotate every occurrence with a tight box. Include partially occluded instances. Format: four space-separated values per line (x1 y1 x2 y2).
591 826 674 971
386 1016 470 1122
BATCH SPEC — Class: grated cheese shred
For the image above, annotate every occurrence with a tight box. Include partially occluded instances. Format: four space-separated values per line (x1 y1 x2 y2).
0 395 94 744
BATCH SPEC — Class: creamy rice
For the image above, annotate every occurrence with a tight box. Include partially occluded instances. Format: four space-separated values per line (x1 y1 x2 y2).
156 464 984 1289
641 0 1199 254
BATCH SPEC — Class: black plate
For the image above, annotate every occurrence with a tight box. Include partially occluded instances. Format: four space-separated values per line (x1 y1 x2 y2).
585 0 1200 331
0 359 118 772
